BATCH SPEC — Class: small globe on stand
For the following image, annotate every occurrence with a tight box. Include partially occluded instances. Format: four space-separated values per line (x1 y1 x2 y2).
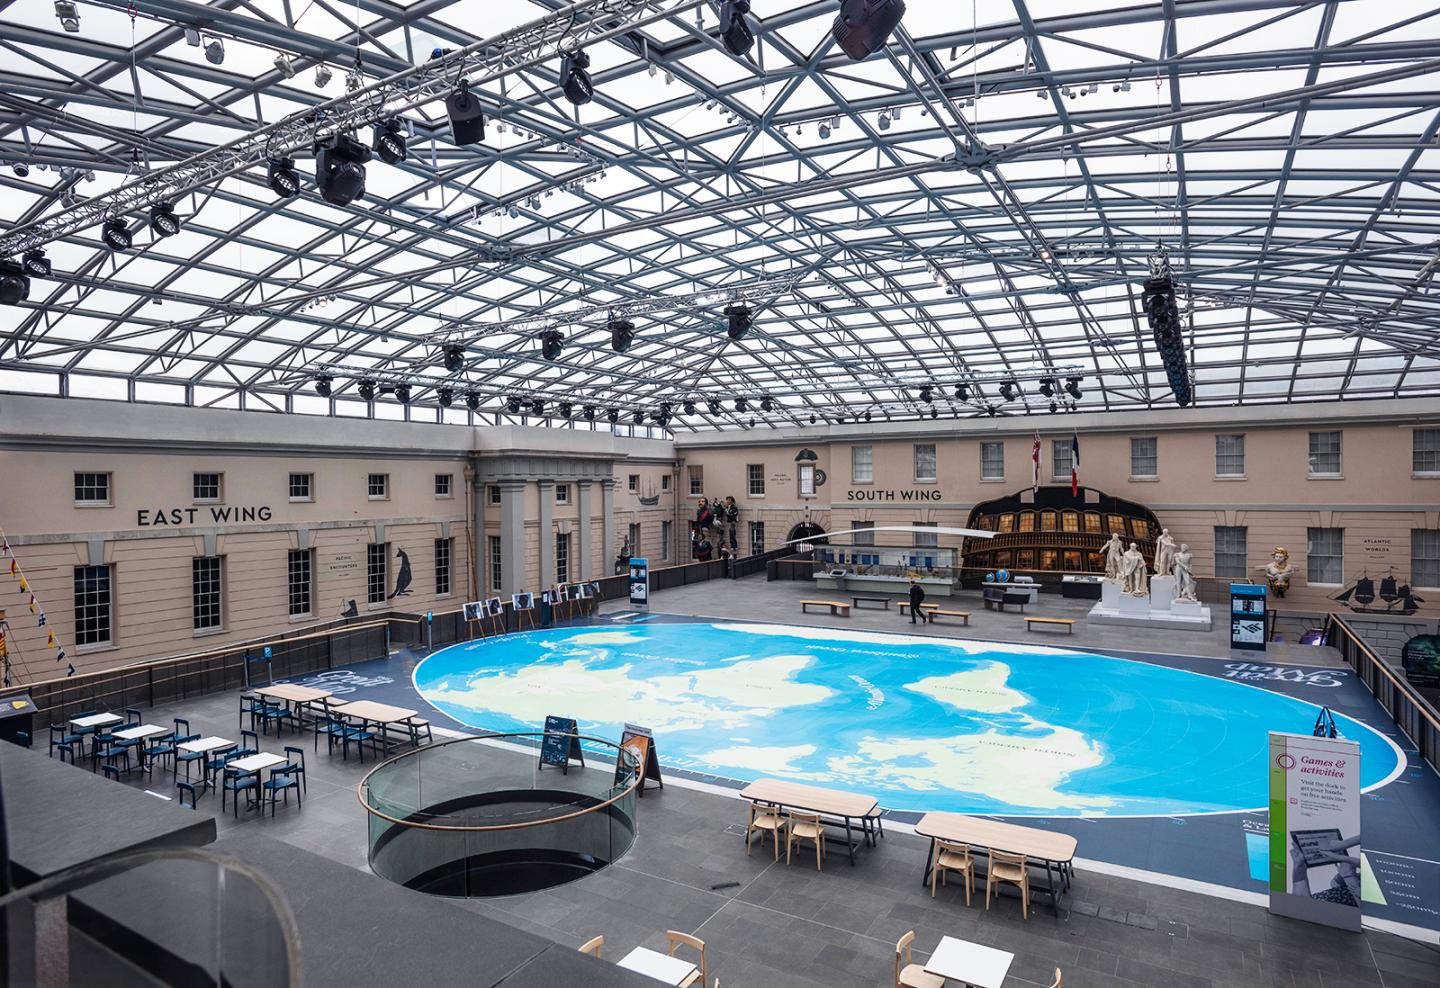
995 568 1011 584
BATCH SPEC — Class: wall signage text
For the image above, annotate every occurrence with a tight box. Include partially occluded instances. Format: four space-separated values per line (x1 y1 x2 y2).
846 489 942 502
137 505 274 526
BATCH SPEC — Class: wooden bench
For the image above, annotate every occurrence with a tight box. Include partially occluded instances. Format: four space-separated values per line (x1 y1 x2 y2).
898 602 940 618
801 599 851 617
930 609 971 626
1026 617 1075 634
851 595 891 610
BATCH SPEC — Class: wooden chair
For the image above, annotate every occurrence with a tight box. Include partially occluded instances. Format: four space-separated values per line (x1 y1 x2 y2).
664 931 706 988
577 935 603 958
745 802 784 860
985 849 1031 919
785 809 825 871
893 931 944 988
930 839 974 904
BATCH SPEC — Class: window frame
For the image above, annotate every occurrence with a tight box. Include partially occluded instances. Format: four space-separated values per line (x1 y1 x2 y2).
73 564 114 648
288 472 314 503
688 466 704 496
488 535 503 593
367 473 390 500
1214 526 1248 580
435 537 453 597
747 463 766 497
73 471 112 507
555 532 570 585
1414 428 1440 476
191 555 224 632
1306 527 1344 586
554 483 570 505
287 548 314 618
488 485 502 506
853 521 875 546
913 443 937 483
749 521 765 556
913 522 939 548
628 522 641 556
798 463 816 497
980 441 1005 481
1130 437 1158 479
192 472 223 504
1215 434 1246 479
1307 431 1343 478
367 542 389 604
1413 529 1440 589
661 520 672 561
851 445 873 484
1051 440 1072 483
434 473 454 498
628 474 640 493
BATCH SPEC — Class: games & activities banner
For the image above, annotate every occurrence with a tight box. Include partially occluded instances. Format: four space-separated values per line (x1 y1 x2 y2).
1268 731 1362 930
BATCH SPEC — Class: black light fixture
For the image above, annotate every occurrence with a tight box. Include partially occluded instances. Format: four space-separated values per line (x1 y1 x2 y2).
1049 400 1058 413
559 401 573 419
682 400 697 416
1038 378 1055 398
149 202 180 238
735 398 748 413
832 0 906 61
864 409 873 422
21 248 50 278
373 119 407 164
55 1 80 32
1065 376 1084 400
11 162 30 178
101 217 132 251
583 404 597 421
954 383 968 402
314 133 371 206
267 156 300 199
609 314 635 353
707 399 722 416
465 391 481 411
607 408 619 424
930 408 939 419
654 408 671 427
999 379 1019 402
719 1 755 57
632 409 645 425
357 379 376 401
918 384 933 404
314 375 333 397
0 261 30 305
203 34 225 65
445 83 486 144
531 398 545 415
560 50 593 105
393 383 411 403
809 414 817 424
760 396 774 412
724 303 752 340
540 329 564 361
443 345 465 372
505 396 521 414
437 386 454 407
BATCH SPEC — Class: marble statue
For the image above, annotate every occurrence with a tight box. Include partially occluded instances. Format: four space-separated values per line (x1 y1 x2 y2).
1120 542 1149 597
1153 529 1177 578
1173 544 1197 602
1262 546 1294 598
1104 532 1125 582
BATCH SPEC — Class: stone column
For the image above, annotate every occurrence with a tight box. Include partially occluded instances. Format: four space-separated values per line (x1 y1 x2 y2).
576 480 593 580
537 479 555 588
499 479 527 595
601 478 616 578
471 466 485 598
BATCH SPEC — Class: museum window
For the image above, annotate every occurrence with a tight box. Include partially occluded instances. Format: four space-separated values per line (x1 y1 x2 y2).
1040 510 1057 532
628 523 641 555
1413 428 1440 475
1215 434 1245 477
489 536 502 593
367 473 389 500
435 538 452 596
1084 512 1102 534
1051 440 1072 483
980 442 1004 481
688 466 704 495
1306 528 1344 585
1062 511 1080 533
749 521 765 556
74 564 114 647
1413 530 1440 588
1130 437 1158 478
997 513 1015 533
193 472 223 503
661 521 672 561
434 473 453 498
913 444 936 482
288 473 313 502
853 521 875 546
367 542 388 604
74 472 111 506
192 556 223 631
1018 511 1035 533
555 533 569 585
913 522 938 548
1308 431 1342 477
798 464 816 497
1214 526 1248 580
488 485 501 505
747 464 765 496
851 445 873 484
555 483 570 504
661 474 671 491
287 549 313 617
628 474 639 493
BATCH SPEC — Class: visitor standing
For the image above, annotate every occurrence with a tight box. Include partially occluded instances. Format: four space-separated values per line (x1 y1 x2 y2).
721 496 740 551
908 580 926 623
695 497 715 536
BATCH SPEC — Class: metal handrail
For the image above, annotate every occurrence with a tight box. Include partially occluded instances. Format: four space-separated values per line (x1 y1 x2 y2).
1329 613 1440 733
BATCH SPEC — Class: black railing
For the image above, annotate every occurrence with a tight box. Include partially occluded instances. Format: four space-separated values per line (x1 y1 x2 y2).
1329 613 1439 777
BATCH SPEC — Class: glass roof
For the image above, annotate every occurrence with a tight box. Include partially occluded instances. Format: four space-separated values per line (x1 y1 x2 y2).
1 0 1438 430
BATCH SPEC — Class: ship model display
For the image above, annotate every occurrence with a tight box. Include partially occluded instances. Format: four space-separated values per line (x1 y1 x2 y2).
637 480 661 506
1332 570 1425 616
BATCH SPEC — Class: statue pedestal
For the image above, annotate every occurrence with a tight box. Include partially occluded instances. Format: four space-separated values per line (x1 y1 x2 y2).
1100 580 1122 608
1150 576 1176 612
1116 592 1151 617
1171 598 1204 617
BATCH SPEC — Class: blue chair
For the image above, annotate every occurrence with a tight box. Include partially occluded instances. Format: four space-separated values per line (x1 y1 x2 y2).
177 781 199 809
143 732 176 777
125 707 143 727
283 746 307 793
72 709 97 744
50 722 85 760
173 717 191 737
339 719 376 763
239 694 262 733
94 736 131 775
259 700 297 737
235 730 259 759
101 764 122 782
405 718 433 748
262 765 302 815
174 734 204 782
205 744 239 790
221 766 259 816
52 740 78 763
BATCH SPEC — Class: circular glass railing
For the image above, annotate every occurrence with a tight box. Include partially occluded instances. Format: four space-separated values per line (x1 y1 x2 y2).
357 732 641 897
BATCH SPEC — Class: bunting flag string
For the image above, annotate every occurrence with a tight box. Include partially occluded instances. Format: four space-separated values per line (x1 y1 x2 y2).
0 525 74 680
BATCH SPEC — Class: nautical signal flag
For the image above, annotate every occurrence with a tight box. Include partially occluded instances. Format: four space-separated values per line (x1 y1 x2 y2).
28 595 37 615
47 629 56 648
18 575 27 592
37 612 46 627
8 559 15 576
1070 431 1081 497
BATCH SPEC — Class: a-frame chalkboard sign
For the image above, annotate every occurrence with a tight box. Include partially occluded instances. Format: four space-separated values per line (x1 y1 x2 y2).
614 722 663 796
539 715 584 774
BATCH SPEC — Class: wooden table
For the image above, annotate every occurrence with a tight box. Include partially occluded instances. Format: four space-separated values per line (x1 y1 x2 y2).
255 683 333 704
914 812 1077 914
740 778 880 865
337 699 418 755
923 935 1015 988
615 946 697 985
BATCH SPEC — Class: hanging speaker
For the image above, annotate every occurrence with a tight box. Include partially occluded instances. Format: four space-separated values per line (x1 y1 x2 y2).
446 85 486 145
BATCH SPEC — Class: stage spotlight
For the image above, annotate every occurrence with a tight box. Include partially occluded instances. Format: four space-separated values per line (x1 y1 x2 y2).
101 217 132 251
583 404 597 421
540 329 564 361
373 119 407 164
1065 376 1083 400
267 157 300 199
735 398 748 413
531 399 545 415
654 409 671 427
149 202 180 238
559 401 573 419
437 387 454 407
609 314 635 352
0 261 30 305
954 384 968 402
203 35 225 65
314 133 371 206
506 396 521 414
918 385 932 404
833 0 906 61
760 396 774 412
55 1 79 32
560 50 593 106
632 410 645 425
465 391 480 411
357 379 376 401
1049 401 1057 414
683 400 696 416
724 303 752 340
809 414 817 424
21 249 50 278
707 399 722 416
274 54 296 79
718 1 755 57
864 409 872 422
443 345 465 373
998 379 1019 402
314 375 333 397
607 408 619 424
11 162 30 178
314 63 332 88
1038 378 1055 398
930 408 938 419
445 84 487 144
393 383 411 403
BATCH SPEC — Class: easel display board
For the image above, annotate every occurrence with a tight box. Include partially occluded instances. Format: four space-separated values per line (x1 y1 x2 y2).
615 722 664 794
539 714 584 773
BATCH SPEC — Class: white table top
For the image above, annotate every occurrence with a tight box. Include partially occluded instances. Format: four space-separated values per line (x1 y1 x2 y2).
338 699 417 723
615 946 698 985
71 713 123 728
177 736 234 755
228 752 289 774
113 724 170 741
923 936 1015 988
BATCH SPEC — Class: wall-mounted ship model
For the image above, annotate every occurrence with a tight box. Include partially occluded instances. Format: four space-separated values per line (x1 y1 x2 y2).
1331 570 1425 616
637 480 661 506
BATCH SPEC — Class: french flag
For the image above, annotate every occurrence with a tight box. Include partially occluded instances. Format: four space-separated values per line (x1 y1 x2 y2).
1070 431 1081 497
